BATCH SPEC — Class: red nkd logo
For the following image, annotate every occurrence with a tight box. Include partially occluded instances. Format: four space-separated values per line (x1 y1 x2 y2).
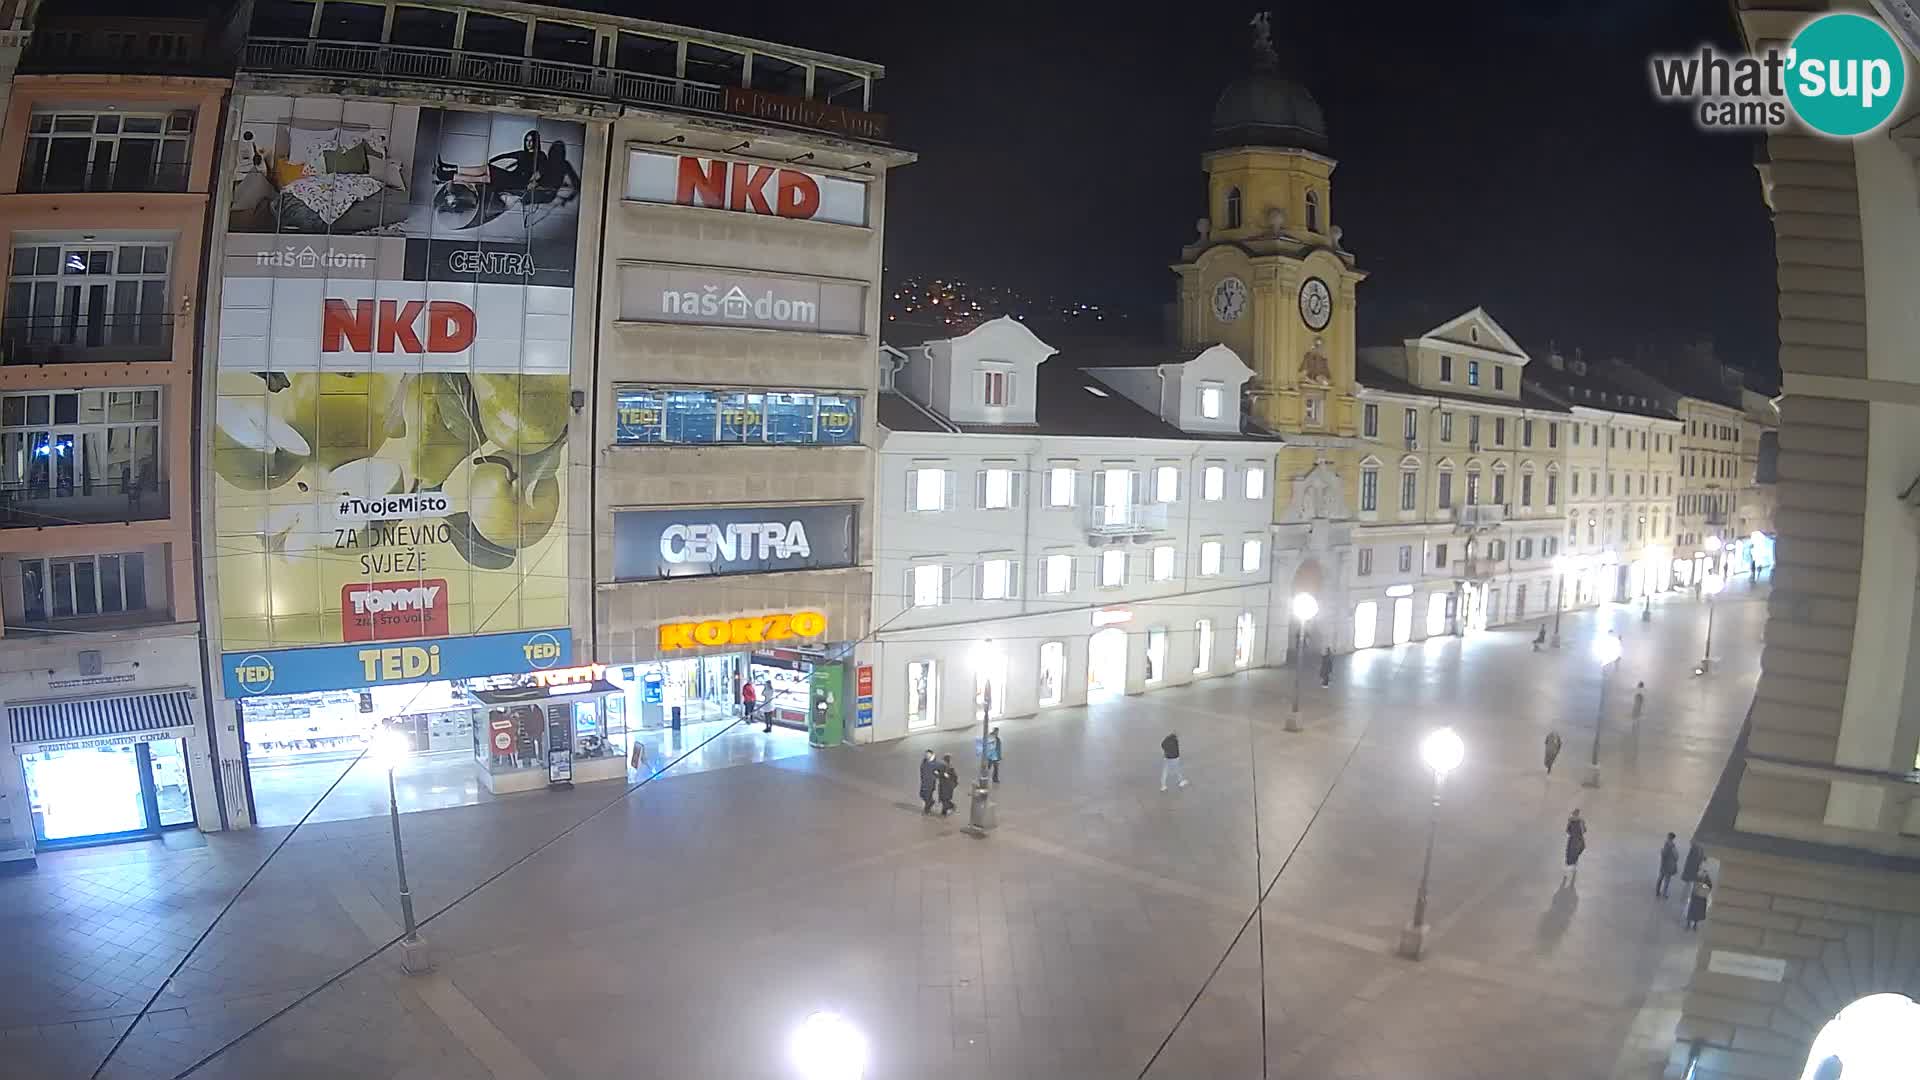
323 299 476 353
675 156 821 219
341 579 451 641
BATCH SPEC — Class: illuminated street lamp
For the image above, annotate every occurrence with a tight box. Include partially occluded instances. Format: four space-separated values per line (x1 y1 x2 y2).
965 638 999 836
1287 592 1318 732
370 728 430 974
792 1011 868 1080
1584 632 1622 789
1695 574 1725 676
1397 727 1465 961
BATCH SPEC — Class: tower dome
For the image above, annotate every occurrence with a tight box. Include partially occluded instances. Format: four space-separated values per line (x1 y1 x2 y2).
1209 13 1328 154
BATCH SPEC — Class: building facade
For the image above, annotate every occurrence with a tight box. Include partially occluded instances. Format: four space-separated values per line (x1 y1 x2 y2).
593 35 908 748
1666 5 1920 1079
197 0 904 828
0 12 230 861
868 317 1278 740
1528 349 1683 610
1347 308 1568 644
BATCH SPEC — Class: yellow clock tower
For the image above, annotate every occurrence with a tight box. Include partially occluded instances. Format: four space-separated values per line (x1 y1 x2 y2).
1171 17 1366 442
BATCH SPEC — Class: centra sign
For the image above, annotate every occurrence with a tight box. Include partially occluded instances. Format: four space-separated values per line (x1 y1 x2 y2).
658 610 827 651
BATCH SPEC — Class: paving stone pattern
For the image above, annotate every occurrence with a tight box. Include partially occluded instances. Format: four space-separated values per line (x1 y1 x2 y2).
0 590 1769 1079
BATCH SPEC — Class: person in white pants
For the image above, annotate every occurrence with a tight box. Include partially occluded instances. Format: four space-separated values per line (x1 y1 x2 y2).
1160 732 1188 791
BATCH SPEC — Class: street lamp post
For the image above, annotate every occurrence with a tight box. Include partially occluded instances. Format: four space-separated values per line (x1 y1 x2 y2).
966 638 998 836
1583 633 1622 790
372 729 431 974
1696 574 1724 676
1550 555 1568 649
1398 727 1464 961
1287 592 1318 732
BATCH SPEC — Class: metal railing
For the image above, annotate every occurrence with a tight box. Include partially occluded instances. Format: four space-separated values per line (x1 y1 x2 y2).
0 479 169 528
1085 503 1170 535
18 161 191 194
0 316 175 365
243 38 871 139
1457 504 1506 528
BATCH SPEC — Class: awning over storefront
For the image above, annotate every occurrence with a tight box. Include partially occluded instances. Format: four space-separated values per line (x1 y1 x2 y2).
8 688 198 745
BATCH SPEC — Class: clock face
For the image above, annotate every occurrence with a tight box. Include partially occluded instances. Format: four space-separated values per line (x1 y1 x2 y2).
1299 277 1333 331
1211 277 1248 323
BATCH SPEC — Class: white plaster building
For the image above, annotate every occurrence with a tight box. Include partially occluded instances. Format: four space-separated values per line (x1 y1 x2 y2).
866 318 1280 741
1347 308 1567 645
1527 350 1683 611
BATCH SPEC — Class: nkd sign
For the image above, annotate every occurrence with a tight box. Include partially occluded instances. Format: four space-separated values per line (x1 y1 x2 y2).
618 264 866 336
625 150 869 227
612 503 857 582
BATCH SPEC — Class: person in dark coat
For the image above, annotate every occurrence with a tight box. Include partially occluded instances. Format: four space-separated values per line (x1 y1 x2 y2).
1160 732 1187 791
1686 869 1713 930
1544 731 1563 775
1533 625 1547 651
918 750 938 815
1318 647 1334 688
936 754 960 816
1633 682 1646 720
1562 809 1588 884
1658 832 1680 897
1681 841 1705 884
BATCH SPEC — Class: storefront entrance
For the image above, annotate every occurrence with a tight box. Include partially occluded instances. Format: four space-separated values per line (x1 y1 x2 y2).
1088 628 1127 698
23 738 192 848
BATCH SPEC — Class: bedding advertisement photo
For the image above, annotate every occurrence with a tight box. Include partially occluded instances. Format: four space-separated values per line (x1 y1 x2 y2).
212 95 583 654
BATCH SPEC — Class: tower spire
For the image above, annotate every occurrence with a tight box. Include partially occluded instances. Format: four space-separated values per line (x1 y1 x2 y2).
1249 11 1278 71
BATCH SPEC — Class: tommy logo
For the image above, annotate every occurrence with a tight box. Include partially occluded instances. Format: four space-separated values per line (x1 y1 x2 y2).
341 580 450 641
322 299 477 354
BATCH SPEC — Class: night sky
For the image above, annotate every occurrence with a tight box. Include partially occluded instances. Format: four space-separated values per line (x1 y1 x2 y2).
598 1 1778 381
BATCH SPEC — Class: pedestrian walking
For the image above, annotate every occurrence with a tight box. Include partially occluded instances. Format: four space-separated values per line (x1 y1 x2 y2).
1681 840 1705 885
761 680 775 733
741 680 758 728
1533 625 1547 651
1686 870 1714 930
1562 809 1588 884
1544 731 1563 775
1633 682 1646 720
1657 832 1679 897
986 727 1002 784
1319 647 1334 688
1160 732 1188 791
918 749 938 815
936 753 960 816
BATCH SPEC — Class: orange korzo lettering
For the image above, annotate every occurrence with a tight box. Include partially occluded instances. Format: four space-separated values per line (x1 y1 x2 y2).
763 614 793 641
658 622 696 650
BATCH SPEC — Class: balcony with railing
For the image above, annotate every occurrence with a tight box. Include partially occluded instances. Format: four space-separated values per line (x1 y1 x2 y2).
241 37 886 142
0 317 175 366
0 480 169 529
1085 502 1170 537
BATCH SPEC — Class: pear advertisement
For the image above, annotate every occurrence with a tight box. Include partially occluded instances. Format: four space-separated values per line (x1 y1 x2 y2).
213 96 582 654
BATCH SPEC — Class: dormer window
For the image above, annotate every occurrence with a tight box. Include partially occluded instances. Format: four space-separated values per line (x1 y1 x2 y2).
1199 382 1224 420
1305 189 1320 233
1467 359 1480 387
981 367 1010 407
1225 187 1242 230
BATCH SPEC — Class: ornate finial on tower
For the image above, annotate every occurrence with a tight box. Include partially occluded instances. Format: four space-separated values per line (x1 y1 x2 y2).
1250 11 1278 70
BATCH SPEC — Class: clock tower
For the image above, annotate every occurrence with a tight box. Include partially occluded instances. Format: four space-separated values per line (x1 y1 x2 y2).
1171 14 1366 438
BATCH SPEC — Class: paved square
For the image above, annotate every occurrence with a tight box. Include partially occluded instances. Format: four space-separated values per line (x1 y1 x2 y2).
0 590 1766 1079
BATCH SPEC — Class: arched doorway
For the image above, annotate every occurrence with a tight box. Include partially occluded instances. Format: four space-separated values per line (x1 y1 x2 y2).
1088 628 1127 698
1286 558 1326 663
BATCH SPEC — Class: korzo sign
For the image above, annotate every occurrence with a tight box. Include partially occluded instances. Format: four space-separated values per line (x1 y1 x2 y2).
613 503 857 582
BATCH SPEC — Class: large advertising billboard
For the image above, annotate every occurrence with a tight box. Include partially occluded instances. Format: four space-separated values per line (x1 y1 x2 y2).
212 96 582 660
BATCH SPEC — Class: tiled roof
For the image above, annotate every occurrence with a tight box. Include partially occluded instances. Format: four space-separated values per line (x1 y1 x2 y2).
1356 367 1570 414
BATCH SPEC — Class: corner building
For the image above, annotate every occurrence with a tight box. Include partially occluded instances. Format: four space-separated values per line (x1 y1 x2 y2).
201 0 903 828
0 12 230 861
